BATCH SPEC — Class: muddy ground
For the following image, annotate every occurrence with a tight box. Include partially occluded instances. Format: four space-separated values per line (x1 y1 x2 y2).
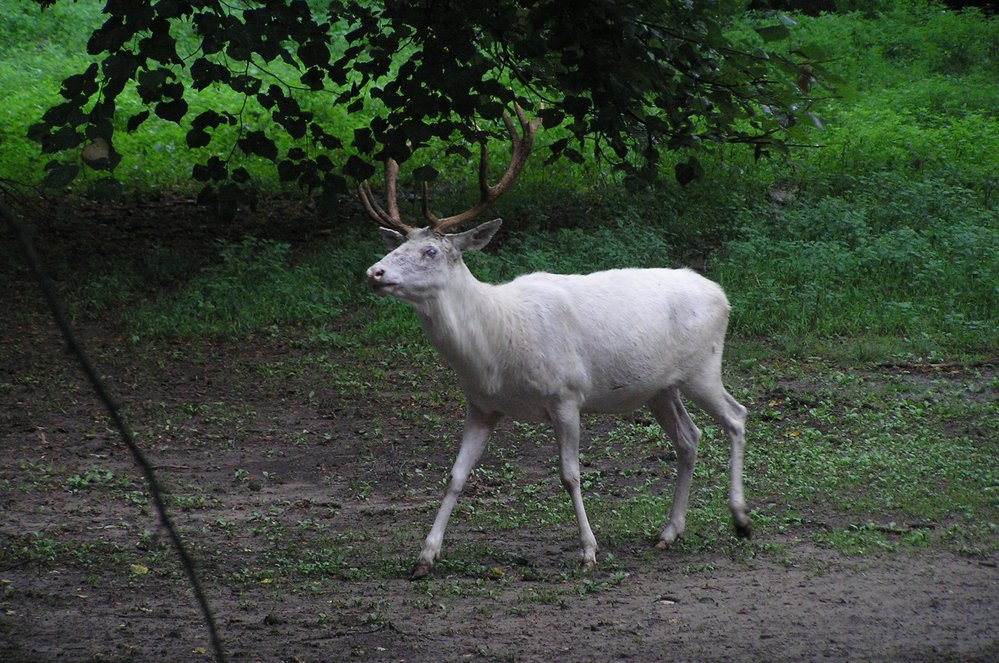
1 199 997 662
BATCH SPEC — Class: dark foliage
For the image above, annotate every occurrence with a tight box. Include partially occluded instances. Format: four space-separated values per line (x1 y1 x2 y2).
30 0 845 215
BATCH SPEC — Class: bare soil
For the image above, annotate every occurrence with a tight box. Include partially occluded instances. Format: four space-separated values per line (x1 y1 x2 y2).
1 199 997 662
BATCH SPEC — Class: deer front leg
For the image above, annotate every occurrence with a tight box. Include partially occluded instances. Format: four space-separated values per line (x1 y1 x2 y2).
551 404 598 569
412 406 500 579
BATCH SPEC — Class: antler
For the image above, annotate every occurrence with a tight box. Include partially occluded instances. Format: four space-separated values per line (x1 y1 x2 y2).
357 103 540 235
423 103 541 234
357 159 415 235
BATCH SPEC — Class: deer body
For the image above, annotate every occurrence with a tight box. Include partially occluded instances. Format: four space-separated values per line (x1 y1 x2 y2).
368 222 751 577
420 265 728 421
358 104 749 577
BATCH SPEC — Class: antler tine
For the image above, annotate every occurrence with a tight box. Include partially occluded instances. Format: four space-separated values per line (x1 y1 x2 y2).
421 180 438 225
429 102 541 234
357 158 415 234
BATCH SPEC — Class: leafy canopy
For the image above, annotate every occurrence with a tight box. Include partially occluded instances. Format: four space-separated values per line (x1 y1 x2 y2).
30 0 842 212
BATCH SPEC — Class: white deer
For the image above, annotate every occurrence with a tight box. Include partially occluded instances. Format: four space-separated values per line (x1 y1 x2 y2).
360 106 750 578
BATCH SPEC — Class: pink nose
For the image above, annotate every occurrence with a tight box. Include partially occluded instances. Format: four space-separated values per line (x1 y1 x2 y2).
367 266 386 288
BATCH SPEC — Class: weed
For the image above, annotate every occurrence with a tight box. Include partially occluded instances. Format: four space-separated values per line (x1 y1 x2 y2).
65 466 114 493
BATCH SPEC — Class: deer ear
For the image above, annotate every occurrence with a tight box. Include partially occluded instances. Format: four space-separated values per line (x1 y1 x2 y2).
379 227 407 249
450 218 502 252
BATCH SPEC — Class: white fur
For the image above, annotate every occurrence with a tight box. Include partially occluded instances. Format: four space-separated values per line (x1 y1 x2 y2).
367 220 750 577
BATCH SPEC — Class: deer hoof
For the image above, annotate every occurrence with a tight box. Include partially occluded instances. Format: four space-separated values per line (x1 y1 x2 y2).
410 560 434 580
656 524 682 549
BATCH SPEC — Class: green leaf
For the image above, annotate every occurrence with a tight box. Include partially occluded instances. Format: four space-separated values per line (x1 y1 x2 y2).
793 43 830 61
191 58 230 90
186 128 211 149
154 98 188 123
352 128 375 154
126 110 150 133
412 164 438 182
60 63 99 100
343 155 375 182
238 131 278 161
674 156 704 185
42 161 79 189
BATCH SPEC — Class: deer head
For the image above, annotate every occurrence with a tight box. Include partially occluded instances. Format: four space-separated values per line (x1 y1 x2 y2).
360 104 540 303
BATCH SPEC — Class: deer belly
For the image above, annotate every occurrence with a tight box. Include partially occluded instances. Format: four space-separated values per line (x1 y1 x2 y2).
458 362 586 423
582 384 662 414
465 388 554 422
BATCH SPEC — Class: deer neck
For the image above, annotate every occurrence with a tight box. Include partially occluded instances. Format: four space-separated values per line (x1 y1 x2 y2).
413 262 508 378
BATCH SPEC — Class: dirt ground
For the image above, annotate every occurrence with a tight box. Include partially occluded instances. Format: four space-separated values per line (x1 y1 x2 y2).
1 199 997 662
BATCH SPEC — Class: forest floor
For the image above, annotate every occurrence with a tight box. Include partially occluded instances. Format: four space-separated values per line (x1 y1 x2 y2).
1 198 996 662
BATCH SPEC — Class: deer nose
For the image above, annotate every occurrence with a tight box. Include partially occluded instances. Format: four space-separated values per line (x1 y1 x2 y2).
367 266 386 287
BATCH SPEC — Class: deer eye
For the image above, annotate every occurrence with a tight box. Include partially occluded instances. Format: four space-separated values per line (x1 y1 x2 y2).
422 247 438 259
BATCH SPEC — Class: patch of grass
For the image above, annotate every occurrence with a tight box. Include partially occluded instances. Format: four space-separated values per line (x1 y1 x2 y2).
126 235 374 340
715 174 999 355
63 244 203 319
743 360 997 556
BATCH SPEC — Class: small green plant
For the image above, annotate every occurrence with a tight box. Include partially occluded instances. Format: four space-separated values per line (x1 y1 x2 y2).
65 466 114 492
21 533 58 563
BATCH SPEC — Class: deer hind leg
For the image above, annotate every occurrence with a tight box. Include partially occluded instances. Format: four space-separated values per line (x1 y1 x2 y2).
681 369 752 539
648 388 701 548
550 403 598 568
413 406 501 579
